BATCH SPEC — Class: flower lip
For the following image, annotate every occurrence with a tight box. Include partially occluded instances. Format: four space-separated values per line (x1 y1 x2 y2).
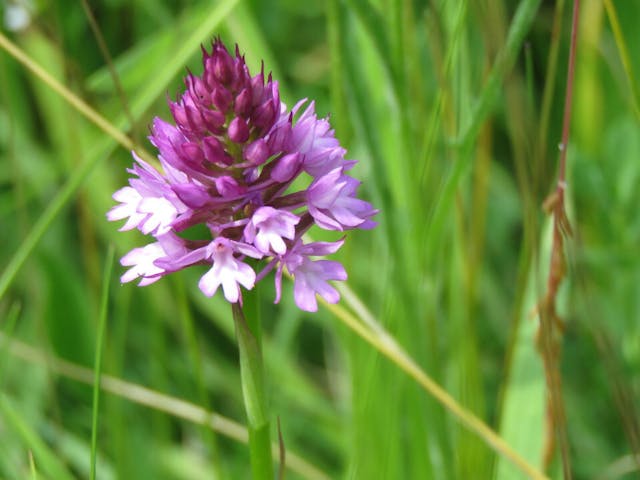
198 237 260 302
244 206 300 255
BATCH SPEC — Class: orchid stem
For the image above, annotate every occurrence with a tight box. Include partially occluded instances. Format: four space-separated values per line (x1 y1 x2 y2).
232 302 274 479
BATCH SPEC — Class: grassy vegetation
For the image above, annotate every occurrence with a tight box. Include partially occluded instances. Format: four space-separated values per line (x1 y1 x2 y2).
1 0 639 478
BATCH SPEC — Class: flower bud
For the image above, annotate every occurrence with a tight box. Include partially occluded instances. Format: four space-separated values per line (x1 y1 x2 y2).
170 102 188 128
253 101 276 134
201 109 225 134
266 120 290 152
232 59 249 91
184 105 205 134
212 87 233 113
215 176 245 197
203 136 232 166
212 47 233 84
234 88 252 118
186 74 210 105
271 153 301 182
181 142 204 166
228 117 250 143
251 69 265 105
244 139 269 166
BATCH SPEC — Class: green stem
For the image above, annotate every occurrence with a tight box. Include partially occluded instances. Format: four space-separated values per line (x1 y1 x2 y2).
90 246 115 480
232 302 274 480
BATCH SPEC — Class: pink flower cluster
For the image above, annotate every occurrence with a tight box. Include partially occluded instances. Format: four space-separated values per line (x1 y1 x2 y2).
108 39 377 311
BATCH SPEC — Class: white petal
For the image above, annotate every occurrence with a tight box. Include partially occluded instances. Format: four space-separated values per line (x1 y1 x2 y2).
221 276 240 303
199 267 221 297
235 262 256 289
269 235 286 255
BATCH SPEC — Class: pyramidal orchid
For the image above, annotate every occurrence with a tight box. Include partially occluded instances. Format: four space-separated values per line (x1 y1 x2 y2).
108 39 378 312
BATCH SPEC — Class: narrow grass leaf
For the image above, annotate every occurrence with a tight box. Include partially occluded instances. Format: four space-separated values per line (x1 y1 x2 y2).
29 450 38 480
495 282 546 480
603 0 640 121
90 246 115 480
0 302 21 386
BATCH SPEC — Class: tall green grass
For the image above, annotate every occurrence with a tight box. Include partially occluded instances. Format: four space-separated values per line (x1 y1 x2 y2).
1 0 639 478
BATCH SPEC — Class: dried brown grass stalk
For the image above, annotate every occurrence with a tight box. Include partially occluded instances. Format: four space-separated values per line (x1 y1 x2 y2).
536 1 581 478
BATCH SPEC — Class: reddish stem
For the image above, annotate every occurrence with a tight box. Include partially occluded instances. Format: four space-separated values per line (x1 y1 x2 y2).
540 1 581 479
557 0 580 190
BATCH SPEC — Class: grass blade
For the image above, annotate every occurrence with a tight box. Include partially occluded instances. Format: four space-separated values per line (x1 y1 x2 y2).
90 246 115 480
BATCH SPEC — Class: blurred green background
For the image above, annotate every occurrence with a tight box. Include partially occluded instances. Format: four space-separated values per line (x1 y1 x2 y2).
1 0 639 478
